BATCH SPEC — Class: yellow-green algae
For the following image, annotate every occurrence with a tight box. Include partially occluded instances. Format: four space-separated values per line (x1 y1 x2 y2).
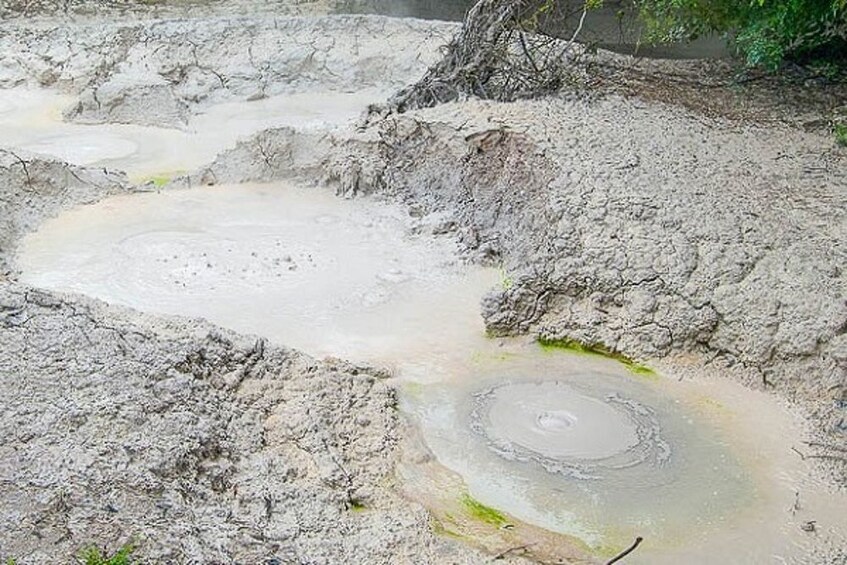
460 493 510 527
538 337 657 378
349 499 368 512
134 171 184 187
431 514 467 540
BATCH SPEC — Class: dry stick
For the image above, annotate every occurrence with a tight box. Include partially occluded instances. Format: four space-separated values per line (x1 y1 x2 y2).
606 537 644 565
791 446 807 460
563 4 589 56
492 543 532 560
803 441 847 453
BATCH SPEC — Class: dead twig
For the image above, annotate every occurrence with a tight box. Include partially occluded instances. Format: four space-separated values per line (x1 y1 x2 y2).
390 0 590 112
606 536 644 565
492 543 532 560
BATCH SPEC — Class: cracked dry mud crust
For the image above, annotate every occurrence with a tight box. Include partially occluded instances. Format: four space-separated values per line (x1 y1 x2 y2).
0 0 333 20
0 15 457 127
0 283 498 564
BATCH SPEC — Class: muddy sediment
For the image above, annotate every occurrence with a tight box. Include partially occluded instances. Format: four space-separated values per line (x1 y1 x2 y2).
1 4 846 564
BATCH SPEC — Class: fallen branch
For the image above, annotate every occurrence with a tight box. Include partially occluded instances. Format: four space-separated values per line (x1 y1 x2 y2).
606 536 644 565
390 0 590 111
492 543 532 560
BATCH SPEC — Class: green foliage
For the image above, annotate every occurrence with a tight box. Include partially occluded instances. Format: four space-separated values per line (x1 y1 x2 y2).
79 543 136 565
636 0 847 69
835 121 847 145
349 499 368 512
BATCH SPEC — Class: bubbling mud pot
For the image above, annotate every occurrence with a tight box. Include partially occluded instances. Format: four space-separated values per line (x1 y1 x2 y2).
16 182 498 373
400 344 847 563
471 381 669 476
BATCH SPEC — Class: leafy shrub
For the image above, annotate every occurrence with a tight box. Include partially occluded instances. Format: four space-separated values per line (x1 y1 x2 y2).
636 0 847 69
835 121 847 145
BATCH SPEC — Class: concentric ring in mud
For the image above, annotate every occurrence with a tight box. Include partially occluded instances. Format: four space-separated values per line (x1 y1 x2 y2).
470 381 671 480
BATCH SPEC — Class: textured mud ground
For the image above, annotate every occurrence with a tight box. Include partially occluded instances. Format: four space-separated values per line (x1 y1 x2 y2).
1 4 846 564
0 159 497 564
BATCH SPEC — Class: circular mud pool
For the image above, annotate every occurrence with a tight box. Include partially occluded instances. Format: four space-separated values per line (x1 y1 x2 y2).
475 381 664 469
401 345 847 563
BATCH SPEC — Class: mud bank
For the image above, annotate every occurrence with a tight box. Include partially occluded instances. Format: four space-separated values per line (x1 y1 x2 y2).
0 285 491 564
0 15 455 127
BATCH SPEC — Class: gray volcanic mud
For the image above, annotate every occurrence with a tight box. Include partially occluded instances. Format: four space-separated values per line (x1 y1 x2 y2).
408 354 747 553
2 5 847 565
16 182 496 369
402 344 847 563
15 181 847 563
0 88 383 180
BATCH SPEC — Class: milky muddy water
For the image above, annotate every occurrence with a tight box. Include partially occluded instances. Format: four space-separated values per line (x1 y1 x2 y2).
16 182 498 375
16 181 847 563
0 87 383 181
402 347 847 562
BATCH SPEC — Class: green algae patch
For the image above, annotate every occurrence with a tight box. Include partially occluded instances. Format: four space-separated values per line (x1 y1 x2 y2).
538 337 657 379
461 493 509 527
432 515 467 540
349 499 368 513
498 266 514 291
78 542 136 565
134 171 184 187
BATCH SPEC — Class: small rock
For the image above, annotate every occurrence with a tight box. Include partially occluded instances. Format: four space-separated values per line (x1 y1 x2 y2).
801 520 817 532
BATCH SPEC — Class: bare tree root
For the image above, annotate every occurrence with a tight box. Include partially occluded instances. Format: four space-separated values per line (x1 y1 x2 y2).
390 0 591 112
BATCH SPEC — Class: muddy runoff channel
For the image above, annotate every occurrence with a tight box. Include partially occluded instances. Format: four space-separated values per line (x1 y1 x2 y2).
2 12 847 565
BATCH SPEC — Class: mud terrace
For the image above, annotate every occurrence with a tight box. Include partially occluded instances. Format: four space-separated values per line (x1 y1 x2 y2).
1 4 845 565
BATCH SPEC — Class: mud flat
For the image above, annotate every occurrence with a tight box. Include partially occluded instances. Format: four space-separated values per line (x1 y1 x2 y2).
1 5 846 565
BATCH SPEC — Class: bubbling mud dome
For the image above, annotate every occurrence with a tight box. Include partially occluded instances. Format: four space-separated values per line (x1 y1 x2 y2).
474 381 667 475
